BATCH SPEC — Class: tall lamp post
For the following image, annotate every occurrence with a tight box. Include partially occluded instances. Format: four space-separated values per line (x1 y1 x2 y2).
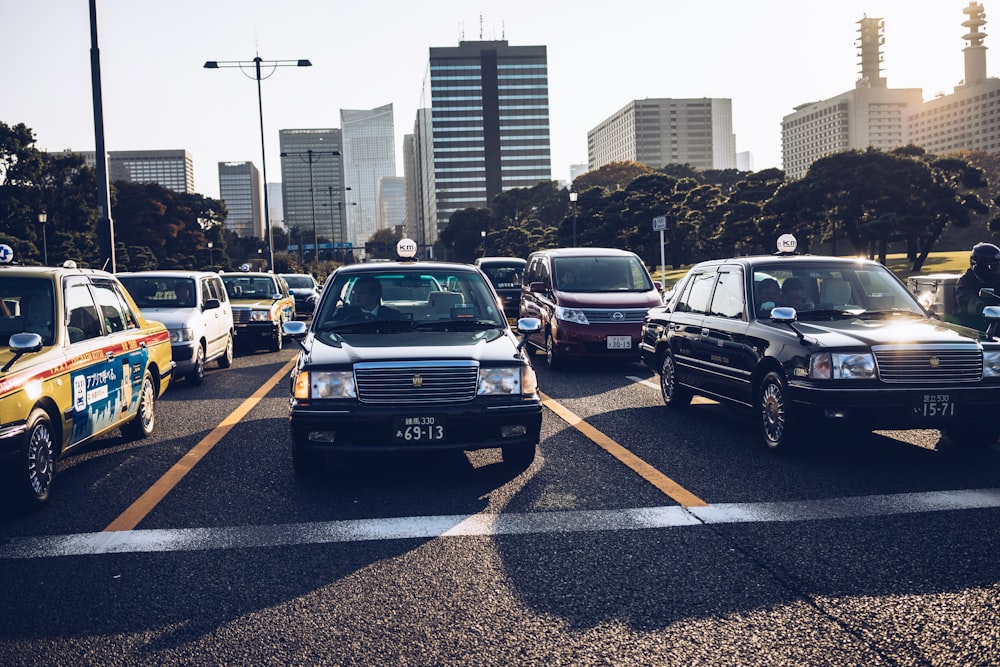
37 211 48 265
280 149 339 263
569 191 578 247
204 55 312 273
207 241 214 266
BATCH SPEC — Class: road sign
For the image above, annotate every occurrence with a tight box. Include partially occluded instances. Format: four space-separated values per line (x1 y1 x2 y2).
652 216 667 231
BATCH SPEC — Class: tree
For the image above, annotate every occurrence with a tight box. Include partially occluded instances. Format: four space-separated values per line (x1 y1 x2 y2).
439 208 495 262
571 161 653 194
365 227 403 259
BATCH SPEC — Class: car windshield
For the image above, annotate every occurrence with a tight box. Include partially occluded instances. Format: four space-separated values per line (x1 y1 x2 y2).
0 277 56 346
120 277 196 308
750 262 925 319
313 268 507 332
552 256 653 292
222 276 278 299
282 275 315 289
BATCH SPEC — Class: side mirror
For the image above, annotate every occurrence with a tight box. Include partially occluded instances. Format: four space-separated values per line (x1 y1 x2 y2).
529 281 547 293
204 298 221 311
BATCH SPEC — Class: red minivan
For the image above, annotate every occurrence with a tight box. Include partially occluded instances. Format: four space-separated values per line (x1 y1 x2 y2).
519 248 663 370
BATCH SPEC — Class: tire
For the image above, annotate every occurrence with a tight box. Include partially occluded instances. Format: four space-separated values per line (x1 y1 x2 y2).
545 330 565 371
121 372 156 440
942 425 1000 453
269 323 283 352
18 409 57 507
758 371 800 452
502 443 536 469
187 344 205 386
217 333 234 369
659 351 692 408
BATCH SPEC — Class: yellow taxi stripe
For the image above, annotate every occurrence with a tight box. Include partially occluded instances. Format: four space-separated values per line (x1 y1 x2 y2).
104 357 298 532
539 392 708 508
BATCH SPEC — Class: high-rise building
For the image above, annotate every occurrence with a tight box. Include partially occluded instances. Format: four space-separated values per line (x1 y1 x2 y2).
278 129 346 256
406 109 437 256
341 105 397 254
377 176 407 233
419 40 552 239
587 99 737 172
781 17 922 179
217 161 263 239
108 149 195 193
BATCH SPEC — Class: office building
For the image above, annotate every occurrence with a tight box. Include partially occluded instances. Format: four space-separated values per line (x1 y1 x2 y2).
341 105 397 253
588 99 737 172
405 109 438 256
278 128 346 256
420 39 552 237
108 150 195 193
218 162 263 240
377 176 407 233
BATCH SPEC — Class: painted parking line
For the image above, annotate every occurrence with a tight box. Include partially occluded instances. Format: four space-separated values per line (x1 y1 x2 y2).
540 391 709 507
4 489 1000 559
627 375 716 404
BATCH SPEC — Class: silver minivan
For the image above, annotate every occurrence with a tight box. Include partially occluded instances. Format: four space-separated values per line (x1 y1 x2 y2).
118 271 235 385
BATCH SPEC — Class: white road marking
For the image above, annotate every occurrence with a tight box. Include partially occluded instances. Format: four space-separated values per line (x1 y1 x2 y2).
3 488 1000 560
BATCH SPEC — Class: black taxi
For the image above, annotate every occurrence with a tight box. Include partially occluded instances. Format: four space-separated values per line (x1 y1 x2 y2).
639 236 1000 453
0 247 174 506
220 269 295 352
282 239 543 474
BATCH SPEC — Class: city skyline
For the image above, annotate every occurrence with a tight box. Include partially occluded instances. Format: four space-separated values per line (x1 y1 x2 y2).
1 0 983 201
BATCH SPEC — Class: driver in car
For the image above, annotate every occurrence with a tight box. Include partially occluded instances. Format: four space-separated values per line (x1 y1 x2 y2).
343 277 402 320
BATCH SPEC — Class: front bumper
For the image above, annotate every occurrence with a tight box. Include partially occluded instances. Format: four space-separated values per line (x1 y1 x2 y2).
551 321 644 360
234 322 279 344
290 400 542 453
171 342 198 374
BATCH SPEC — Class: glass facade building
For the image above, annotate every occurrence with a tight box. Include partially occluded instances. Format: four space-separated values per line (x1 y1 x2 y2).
218 162 263 240
341 105 397 254
278 129 346 257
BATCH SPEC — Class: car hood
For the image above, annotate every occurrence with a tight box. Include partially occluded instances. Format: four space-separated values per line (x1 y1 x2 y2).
137 307 199 329
301 329 524 366
788 315 988 347
230 298 278 308
553 290 661 309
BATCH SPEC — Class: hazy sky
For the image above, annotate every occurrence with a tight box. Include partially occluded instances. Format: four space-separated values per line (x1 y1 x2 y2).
1 0 984 199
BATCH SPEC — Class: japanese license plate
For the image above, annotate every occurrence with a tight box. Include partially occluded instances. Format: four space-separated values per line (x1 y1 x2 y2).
394 416 446 442
607 336 632 350
913 393 956 418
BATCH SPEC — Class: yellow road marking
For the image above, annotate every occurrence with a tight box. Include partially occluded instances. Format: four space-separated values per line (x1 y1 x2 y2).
104 358 298 532
540 392 708 508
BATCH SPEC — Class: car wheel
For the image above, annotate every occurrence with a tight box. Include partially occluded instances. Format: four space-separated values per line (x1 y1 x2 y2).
269 323 283 352
18 409 56 507
659 351 692 408
187 344 205 385
217 333 234 369
942 425 1000 453
121 372 156 440
501 443 536 469
758 371 800 452
545 330 565 371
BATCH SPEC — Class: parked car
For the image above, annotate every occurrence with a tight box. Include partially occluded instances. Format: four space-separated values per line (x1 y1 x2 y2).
220 271 295 352
639 235 1000 453
519 247 663 370
280 273 321 318
282 246 542 474
118 271 235 385
0 246 174 506
475 256 526 326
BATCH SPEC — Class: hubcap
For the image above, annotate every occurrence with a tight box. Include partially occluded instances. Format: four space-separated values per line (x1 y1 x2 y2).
761 382 784 442
28 423 54 497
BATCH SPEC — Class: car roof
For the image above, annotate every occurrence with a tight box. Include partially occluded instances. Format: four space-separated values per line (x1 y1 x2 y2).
689 253 885 271
117 270 220 278
528 247 638 258
475 256 525 265
0 263 113 279
333 261 480 275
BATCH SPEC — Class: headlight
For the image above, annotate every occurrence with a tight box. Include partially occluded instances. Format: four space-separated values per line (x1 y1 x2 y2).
293 371 357 399
250 309 272 322
984 350 1000 377
169 327 195 343
479 367 521 395
809 352 876 379
554 306 589 325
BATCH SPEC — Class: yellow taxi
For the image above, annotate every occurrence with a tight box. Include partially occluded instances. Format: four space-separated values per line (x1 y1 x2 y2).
0 247 174 507
220 269 295 352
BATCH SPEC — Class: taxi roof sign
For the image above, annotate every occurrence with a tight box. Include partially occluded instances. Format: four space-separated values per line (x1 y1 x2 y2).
396 238 418 259
0 244 13 264
776 234 798 255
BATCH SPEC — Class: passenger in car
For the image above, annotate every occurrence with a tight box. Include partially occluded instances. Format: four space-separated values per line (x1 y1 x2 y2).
778 277 812 309
755 278 780 312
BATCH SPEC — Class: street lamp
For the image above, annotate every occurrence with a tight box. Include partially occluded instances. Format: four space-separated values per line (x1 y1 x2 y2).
569 191 578 246
207 241 213 266
204 55 312 273
481 229 487 255
280 149 339 264
37 211 48 265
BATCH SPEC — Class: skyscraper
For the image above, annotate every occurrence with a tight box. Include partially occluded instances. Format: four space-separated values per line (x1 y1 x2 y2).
218 161 263 239
108 149 195 193
420 40 552 240
278 128 345 256
341 105 397 254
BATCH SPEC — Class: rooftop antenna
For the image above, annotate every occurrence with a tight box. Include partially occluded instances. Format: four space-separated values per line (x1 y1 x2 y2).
480 12 484 39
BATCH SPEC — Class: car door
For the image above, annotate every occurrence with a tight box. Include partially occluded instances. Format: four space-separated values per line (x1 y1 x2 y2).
667 268 716 390
698 267 757 404
200 276 223 360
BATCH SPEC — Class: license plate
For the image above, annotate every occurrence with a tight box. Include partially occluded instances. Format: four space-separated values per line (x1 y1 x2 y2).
607 336 632 350
913 393 956 418
394 416 446 442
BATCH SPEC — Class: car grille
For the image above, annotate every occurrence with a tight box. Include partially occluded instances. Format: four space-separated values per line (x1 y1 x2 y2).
873 344 983 383
355 361 479 404
581 307 649 323
232 308 251 324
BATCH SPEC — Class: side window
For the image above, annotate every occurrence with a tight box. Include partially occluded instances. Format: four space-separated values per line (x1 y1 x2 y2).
676 271 716 314
64 281 103 342
92 281 133 333
708 270 746 320
211 278 228 303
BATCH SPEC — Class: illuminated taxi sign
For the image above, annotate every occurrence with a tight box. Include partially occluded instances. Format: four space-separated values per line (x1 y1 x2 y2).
0 244 13 264
776 234 798 255
397 238 418 259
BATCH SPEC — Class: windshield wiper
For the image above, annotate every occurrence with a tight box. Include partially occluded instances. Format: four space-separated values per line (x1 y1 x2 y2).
322 319 415 333
413 319 503 331
795 308 862 320
855 309 923 320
